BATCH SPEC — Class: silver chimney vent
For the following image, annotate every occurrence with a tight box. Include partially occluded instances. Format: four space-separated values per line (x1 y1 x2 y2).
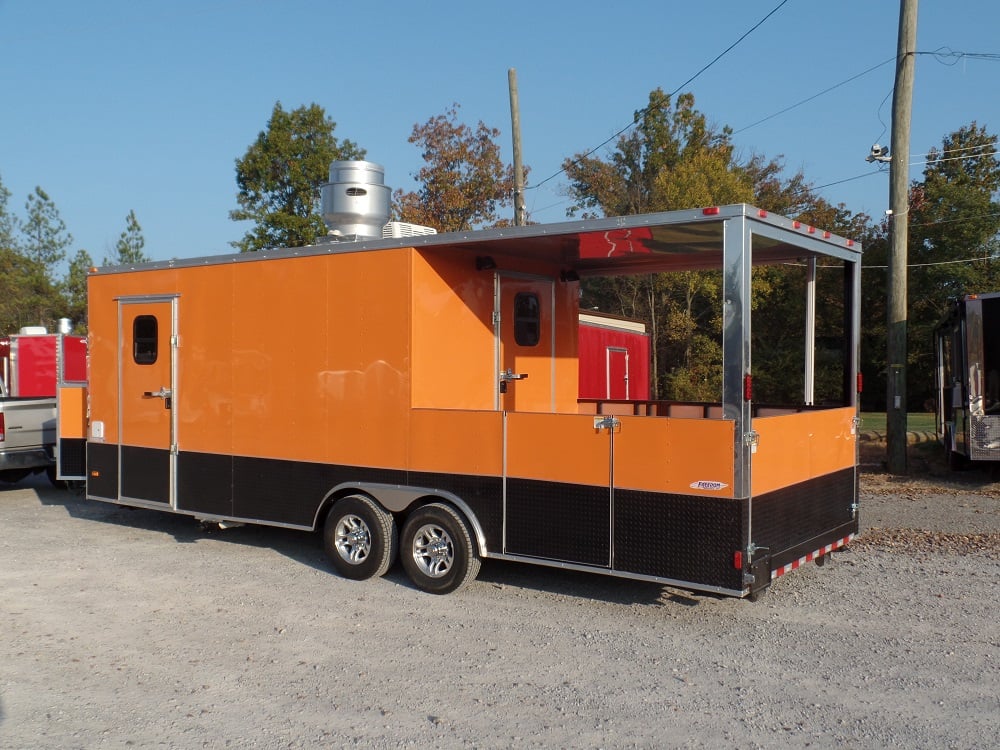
320 160 391 241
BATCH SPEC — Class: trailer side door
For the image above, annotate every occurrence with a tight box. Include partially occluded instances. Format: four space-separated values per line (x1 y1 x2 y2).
495 275 556 413
118 297 176 506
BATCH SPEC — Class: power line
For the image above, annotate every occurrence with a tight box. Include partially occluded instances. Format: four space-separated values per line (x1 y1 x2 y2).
864 255 997 270
918 47 1000 64
733 56 896 135
910 141 996 160
910 149 999 168
528 0 792 191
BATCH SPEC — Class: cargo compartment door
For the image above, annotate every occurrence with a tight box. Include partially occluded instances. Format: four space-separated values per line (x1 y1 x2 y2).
118 298 176 506
503 412 613 567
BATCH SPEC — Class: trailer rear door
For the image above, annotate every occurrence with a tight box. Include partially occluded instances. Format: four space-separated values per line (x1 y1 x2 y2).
118 297 176 506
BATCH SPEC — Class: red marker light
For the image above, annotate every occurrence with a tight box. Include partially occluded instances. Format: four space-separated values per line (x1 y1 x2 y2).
808 226 816 234
792 221 801 229
744 374 753 401
857 373 864 393
757 209 768 218
823 231 831 239
702 206 721 216
734 551 743 570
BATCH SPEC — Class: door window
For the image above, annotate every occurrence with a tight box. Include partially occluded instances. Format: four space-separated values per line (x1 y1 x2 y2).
133 315 158 365
513 293 540 347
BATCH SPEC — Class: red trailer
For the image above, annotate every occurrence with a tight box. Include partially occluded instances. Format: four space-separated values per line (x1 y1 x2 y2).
1 331 86 397
578 311 650 401
1 329 87 483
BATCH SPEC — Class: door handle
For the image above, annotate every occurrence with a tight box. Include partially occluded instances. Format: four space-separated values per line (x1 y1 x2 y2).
499 368 528 394
499 368 528 382
142 387 172 399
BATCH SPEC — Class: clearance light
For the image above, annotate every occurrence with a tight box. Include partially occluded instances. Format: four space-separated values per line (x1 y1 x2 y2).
857 373 864 393
733 551 743 570
823 231 831 239
846 239 854 247
757 209 768 218
807 226 816 234
702 207 721 216
744 374 753 401
792 220 801 229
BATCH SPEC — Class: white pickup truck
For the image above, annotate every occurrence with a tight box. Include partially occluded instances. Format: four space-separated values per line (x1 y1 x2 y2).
0 392 57 483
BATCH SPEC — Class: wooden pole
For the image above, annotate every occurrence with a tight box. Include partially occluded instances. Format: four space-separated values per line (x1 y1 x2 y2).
508 68 527 226
886 0 918 474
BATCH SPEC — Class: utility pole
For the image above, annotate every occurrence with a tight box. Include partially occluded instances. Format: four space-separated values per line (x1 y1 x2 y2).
508 68 527 226
886 0 918 474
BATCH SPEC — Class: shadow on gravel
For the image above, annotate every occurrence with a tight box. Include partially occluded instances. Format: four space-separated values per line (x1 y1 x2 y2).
24 475 332 575
22 475 727 607
471 559 718 607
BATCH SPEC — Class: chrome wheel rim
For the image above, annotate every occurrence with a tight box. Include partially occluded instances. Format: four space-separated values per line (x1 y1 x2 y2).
334 514 371 564
410 523 454 578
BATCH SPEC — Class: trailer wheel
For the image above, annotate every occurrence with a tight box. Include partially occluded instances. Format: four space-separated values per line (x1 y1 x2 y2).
323 494 397 580
400 503 480 595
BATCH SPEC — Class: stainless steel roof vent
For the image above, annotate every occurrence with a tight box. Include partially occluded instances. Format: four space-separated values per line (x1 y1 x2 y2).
320 160 391 241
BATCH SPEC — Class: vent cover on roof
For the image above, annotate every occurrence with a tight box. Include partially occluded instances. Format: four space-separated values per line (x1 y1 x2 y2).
320 161 391 241
383 222 437 239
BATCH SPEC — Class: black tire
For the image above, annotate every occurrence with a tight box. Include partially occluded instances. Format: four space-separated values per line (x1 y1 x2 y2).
400 503 480 595
323 494 397 580
45 465 66 489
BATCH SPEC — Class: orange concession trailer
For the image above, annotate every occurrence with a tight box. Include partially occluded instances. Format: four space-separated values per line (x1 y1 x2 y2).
62 198 862 598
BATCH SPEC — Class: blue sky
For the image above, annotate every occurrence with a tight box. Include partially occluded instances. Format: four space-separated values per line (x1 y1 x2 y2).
1 0 998 264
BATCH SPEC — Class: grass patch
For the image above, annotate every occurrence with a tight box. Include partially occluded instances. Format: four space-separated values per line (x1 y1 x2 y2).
860 412 936 433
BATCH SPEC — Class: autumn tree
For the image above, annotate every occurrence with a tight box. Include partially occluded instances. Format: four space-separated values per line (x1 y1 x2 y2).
230 102 366 252
566 89 868 402
393 104 519 231
104 209 148 265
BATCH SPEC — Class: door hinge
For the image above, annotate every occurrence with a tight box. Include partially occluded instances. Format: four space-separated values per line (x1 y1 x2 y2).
492 311 501 327
851 416 861 434
744 430 760 453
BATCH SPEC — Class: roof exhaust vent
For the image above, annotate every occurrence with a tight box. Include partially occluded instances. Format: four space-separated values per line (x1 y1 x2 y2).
320 160 391 242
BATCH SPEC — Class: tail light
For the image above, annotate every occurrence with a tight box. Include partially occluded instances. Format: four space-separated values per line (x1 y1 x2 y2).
0 412 5 442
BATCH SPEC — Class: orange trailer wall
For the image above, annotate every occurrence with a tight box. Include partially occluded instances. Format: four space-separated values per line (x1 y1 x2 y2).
88 249 414 471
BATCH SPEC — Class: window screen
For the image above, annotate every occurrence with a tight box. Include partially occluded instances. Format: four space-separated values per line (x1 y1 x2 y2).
514 293 540 347
133 315 158 365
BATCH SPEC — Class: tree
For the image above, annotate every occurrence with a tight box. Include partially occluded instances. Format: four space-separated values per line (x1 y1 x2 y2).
0 173 19 253
393 104 519 231
104 209 148 265
230 102 365 252
904 122 1000 409
21 186 72 274
63 248 94 330
565 89 869 401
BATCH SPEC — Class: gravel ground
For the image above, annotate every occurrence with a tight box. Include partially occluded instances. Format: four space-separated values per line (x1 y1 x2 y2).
1 443 998 749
